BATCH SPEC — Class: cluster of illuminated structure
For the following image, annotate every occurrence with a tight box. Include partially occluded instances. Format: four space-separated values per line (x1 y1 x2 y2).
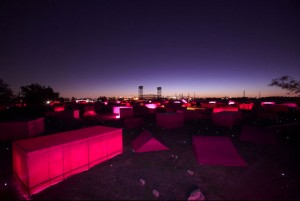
1 92 299 198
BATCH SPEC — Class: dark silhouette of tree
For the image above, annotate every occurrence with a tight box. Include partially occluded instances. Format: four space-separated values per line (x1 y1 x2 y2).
0 78 14 106
269 75 300 96
97 96 108 102
21 83 59 106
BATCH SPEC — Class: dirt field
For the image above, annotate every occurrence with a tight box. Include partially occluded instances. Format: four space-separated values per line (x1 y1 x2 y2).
1 110 300 200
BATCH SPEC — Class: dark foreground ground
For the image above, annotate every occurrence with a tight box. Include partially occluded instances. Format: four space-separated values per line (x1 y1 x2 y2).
1 110 300 200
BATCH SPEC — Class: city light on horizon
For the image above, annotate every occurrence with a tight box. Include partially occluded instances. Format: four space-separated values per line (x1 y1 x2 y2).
1 0 299 100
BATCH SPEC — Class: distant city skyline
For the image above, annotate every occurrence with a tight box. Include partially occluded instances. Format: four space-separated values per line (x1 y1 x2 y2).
1 0 299 99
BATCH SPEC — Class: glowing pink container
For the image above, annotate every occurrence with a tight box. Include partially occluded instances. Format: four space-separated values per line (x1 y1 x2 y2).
83 106 97 117
263 104 289 113
182 110 210 121
119 107 133 118
0 118 45 141
113 106 132 114
54 106 65 112
13 126 123 196
212 111 242 127
213 107 239 113
239 103 254 110
45 110 80 120
145 103 158 109
281 102 298 108
201 103 217 108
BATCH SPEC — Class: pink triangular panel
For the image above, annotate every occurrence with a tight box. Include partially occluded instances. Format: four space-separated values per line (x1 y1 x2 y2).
132 130 169 152
192 136 247 166
239 126 277 145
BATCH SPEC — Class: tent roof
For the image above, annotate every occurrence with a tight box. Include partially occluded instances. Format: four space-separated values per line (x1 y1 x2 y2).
193 136 247 166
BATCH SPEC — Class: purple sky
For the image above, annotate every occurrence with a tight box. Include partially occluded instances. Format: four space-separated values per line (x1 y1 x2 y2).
1 0 299 98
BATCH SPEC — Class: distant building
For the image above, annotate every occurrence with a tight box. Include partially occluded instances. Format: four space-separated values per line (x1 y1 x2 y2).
142 94 159 100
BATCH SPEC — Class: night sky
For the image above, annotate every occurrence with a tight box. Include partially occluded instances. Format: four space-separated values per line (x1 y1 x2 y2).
1 0 299 98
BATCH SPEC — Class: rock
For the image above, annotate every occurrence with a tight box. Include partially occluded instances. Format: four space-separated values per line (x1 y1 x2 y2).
187 189 205 200
139 178 145 186
152 189 159 197
187 169 194 176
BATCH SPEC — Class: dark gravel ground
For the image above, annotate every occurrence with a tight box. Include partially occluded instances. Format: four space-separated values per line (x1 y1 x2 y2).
1 110 300 200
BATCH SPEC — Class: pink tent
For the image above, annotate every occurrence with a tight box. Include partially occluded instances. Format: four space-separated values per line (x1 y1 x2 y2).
13 125 123 196
132 130 169 152
192 136 247 166
212 111 242 127
156 113 184 129
239 125 277 145
0 117 45 141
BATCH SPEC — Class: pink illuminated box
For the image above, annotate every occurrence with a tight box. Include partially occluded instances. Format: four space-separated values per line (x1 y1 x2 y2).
156 113 184 128
281 102 298 108
212 111 242 127
182 110 210 121
54 106 65 112
201 103 216 108
45 110 80 120
201 102 226 108
165 107 176 113
13 125 123 195
113 106 132 115
120 107 133 118
213 107 239 113
0 117 45 141
263 104 289 113
83 105 97 117
239 103 254 110
145 103 158 109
